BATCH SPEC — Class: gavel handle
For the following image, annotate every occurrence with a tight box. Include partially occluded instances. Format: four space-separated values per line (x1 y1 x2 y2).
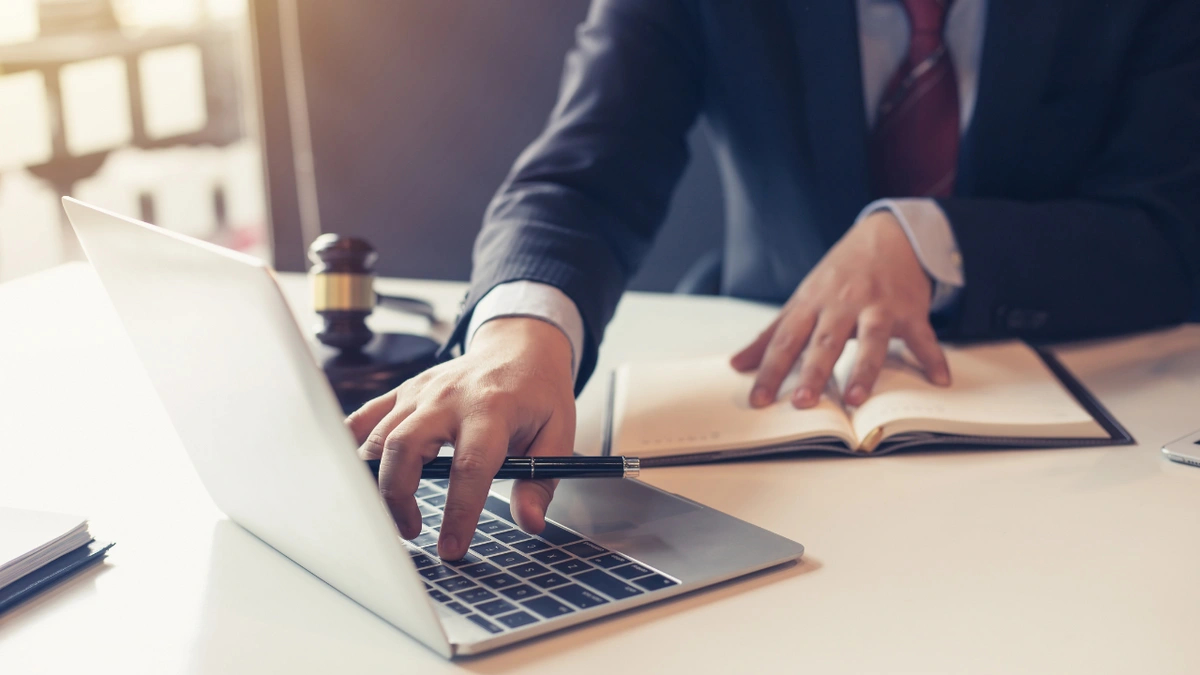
375 293 437 322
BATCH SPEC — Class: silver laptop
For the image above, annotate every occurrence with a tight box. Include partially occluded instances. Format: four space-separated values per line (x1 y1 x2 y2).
63 197 804 657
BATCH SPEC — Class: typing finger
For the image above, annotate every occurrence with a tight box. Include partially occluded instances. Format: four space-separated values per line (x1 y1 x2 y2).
900 320 951 386
377 409 452 540
439 417 508 560
510 416 573 534
843 310 895 406
792 313 855 408
346 390 397 446
750 309 817 407
731 317 781 373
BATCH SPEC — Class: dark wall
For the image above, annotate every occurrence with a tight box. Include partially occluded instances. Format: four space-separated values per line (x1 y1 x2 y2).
290 0 723 292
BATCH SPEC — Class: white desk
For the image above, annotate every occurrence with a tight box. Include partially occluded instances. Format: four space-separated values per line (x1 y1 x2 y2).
3 262 1200 674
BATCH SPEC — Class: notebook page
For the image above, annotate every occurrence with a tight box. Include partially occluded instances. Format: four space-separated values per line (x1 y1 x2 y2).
611 355 857 456
832 340 1108 444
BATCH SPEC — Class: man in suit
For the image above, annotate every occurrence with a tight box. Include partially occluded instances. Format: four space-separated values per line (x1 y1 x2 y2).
349 0 1200 559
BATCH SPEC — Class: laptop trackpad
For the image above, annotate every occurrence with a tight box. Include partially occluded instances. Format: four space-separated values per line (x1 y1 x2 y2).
491 478 795 584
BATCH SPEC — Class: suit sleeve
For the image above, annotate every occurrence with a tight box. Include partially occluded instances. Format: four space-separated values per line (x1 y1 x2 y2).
934 0 1200 341
442 0 705 392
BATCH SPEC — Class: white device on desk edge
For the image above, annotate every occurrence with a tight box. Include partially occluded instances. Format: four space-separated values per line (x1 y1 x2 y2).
62 197 804 657
1162 429 1200 468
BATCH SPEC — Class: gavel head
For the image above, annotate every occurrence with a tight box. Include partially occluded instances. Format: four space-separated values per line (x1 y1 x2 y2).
308 234 378 351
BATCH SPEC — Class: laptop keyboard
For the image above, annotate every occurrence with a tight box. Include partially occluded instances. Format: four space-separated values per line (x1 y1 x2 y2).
405 479 679 635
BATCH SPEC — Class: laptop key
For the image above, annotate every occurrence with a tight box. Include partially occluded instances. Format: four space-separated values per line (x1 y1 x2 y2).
423 493 447 507
431 479 450 488
466 614 502 634
574 569 643 599
511 538 552 554
445 601 471 615
510 562 551 578
443 552 483 567
470 541 507 557
412 531 438 547
428 589 452 603
477 520 508 534
537 521 583 546
490 551 529 567
528 572 570 589
530 549 571 565
522 595 575 619
470 532 491 546
457 587 497 604
551 558 591 575
479 573 520 590
422 513 442 528
563 541 607 558
492 530 531 545
550 584 609 609
460 562 502 578
415 484 441 498
500 584 541 601
591 553 629 569
632 574 678 591
436 577 477 593
611 563 653 580
421 543 440 557
496 611 539 629
419 565 457 581
410 553 438 569
476 599 518 617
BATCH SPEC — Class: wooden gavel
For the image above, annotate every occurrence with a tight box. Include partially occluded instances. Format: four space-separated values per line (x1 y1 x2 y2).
307 234 441 413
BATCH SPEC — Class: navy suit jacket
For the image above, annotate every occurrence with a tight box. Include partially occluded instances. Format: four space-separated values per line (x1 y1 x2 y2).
449 0 1200 390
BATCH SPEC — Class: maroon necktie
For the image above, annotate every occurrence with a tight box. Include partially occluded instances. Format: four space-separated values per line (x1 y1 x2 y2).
869 0 959 198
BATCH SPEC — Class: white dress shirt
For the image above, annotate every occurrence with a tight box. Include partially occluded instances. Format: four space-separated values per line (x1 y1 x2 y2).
468 0 987 380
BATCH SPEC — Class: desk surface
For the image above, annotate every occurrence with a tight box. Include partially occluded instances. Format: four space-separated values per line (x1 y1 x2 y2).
2 263 1200 674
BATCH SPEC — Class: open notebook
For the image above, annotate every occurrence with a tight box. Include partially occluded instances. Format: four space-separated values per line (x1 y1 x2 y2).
604 340 1131 466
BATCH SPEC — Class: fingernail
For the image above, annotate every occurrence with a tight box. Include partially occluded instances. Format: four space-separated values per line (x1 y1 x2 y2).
846 384 865 405
934 370 951 386
751 386 772 407
794 387 815 407
438 534 459 559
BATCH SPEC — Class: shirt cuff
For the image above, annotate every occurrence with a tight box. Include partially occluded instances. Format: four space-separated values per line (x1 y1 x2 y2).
857 198 965 313
466 280 585 382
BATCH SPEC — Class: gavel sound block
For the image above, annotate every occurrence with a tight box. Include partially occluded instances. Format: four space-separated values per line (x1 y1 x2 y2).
308 234 441 415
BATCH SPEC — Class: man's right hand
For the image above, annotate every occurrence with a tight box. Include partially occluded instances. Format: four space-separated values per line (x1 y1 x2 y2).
347 317 576 561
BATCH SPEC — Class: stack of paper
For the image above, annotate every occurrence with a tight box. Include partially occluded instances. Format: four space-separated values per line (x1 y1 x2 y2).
0 508 113 613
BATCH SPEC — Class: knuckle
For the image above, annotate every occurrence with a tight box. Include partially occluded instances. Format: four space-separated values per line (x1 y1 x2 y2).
382 430 410 455
450 452 492 480
813 330 838 349
363 432 387 454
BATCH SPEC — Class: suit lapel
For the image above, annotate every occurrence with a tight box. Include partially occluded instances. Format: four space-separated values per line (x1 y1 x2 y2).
789 0 871 243
957 0 1066 196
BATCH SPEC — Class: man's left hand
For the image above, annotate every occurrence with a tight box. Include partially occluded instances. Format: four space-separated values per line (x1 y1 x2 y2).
731 210 951 408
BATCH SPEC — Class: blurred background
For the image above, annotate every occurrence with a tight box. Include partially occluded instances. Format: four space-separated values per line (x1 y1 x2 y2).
0 0 723 291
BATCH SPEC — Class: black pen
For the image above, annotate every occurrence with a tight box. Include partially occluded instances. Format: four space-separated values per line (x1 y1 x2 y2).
365 456 640 480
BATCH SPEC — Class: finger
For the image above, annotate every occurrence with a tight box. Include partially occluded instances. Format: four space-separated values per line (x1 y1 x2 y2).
357 403 418 460
346 390 397 446
510 416 573 534
899 320 951 386
731 317 781 373
377 410 452 540
792 313 856 408
843 311 894 406
439 417 508 560
750 310 817 407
